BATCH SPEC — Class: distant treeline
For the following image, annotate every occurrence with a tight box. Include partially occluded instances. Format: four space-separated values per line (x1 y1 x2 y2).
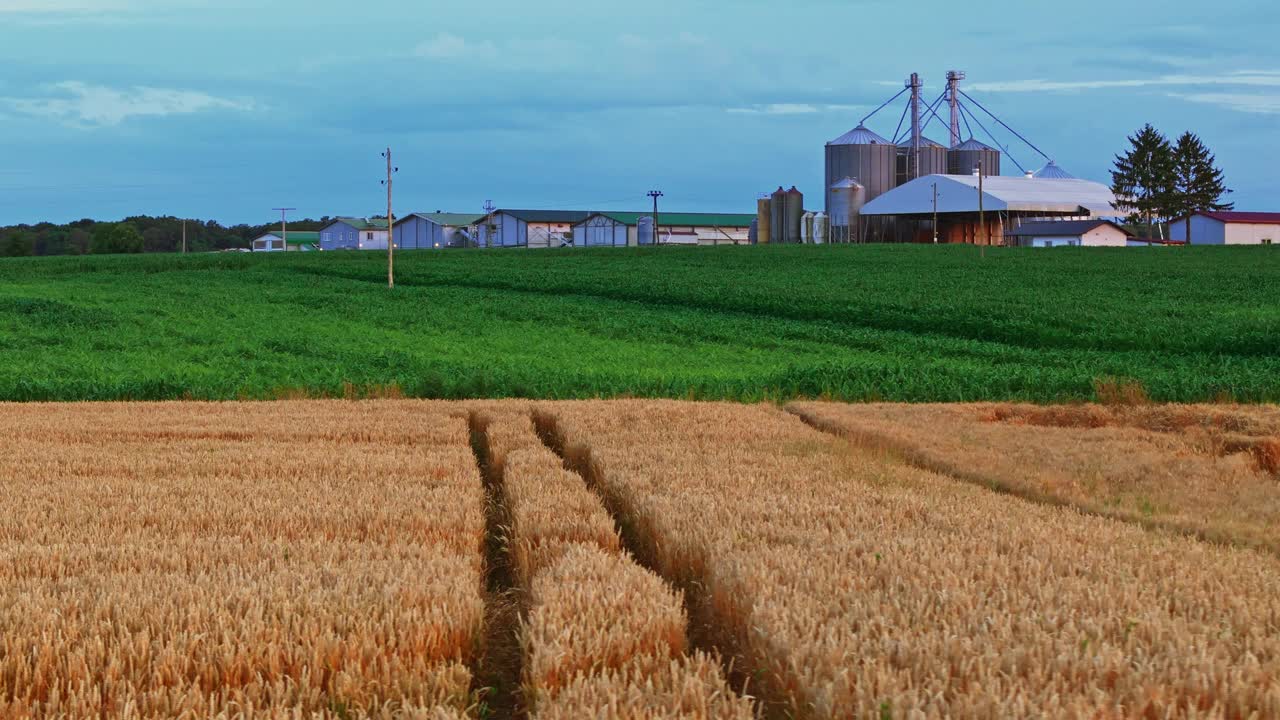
0 216 336 257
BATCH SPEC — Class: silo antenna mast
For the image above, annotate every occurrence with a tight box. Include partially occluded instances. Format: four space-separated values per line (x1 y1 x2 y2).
946 70 966 148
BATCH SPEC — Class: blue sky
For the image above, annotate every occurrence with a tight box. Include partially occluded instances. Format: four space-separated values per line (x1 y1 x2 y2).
0 0 1275 224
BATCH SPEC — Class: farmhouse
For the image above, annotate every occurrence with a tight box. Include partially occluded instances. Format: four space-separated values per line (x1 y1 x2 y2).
1005 219 1129 248
1170 211 1280 245
318 218 390 251
392 212 486 250
250 230 320 252
573 212 756 247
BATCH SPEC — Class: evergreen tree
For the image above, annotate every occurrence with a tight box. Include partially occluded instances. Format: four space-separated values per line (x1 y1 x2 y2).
1111 124 1175 239
1170 131 1233 245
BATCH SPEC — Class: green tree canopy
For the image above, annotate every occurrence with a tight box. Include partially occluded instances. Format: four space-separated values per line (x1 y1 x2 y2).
0 231 35 258
90 223 145 255
1170 131 1233 244
1111 124 1175 236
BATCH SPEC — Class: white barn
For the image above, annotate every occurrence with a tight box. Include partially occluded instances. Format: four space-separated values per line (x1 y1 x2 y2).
251 230 320 252
1171 211 1280 245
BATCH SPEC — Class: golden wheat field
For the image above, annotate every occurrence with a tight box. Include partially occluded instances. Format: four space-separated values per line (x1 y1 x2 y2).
1 399 1278 719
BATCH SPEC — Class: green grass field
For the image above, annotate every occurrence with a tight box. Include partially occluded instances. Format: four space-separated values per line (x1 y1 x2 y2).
1 244 1277 403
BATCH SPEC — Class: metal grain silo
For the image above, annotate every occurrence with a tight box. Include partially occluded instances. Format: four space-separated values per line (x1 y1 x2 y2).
1033 161 1075 179
756 196 772 245
813 212 828 244
829 177 865 244
948 138 1001 177
770 187 787 244
802 211 815 243
638 216 655 246
786 186 804 244
825 124 897 220
898 135 949 180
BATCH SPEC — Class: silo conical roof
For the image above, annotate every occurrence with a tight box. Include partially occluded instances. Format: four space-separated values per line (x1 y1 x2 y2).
952 138 997 151
1033 161 1075 179
831 177 864 190
898 135 946 148
829 124 892 146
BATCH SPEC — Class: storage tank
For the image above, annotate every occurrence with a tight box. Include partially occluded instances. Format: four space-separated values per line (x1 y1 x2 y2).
770 186 787 244
749 218 759 245
829 177 865 243
948 138 1001 177
801 211 815 244
756 195 772 245
638 215 655 246
897 135 949 183
825 124 897 219
786 186 803 244
813 212 828 244
1033 161 1075 179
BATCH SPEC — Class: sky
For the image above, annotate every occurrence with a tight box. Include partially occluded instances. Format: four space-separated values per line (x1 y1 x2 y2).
0 0 1276 225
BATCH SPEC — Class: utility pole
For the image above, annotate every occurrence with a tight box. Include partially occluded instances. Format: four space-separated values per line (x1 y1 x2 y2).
647 190 663 246
381 149 397 288
931 182 939 243
182 219 187 254
272 207 295 252
976 165 986 258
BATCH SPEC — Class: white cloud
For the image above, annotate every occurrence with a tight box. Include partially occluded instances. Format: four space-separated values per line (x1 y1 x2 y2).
0 0 129 10
413 33 496 61
1 81 254 127
727 103 868 115
970 71 1280 93
1171 92 1280 115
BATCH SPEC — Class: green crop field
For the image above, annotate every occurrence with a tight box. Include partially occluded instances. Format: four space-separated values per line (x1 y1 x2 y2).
1 244 1277 403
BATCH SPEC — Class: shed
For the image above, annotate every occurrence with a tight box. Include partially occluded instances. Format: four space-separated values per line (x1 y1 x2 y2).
319 218 390 251
251 230 320 252
572 212 756 247
1170 211 1280 245
1005 219 1130 248
476 210 593 248
393 212 487 250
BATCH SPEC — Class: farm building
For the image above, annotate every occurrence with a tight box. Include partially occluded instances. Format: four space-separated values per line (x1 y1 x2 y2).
393 212 486 249
859 174 1120 244
318 218 390 251
250 230 319 252
1170 211 1280 245
1005 219 1129 247
573 212 755 247
476 210 592 248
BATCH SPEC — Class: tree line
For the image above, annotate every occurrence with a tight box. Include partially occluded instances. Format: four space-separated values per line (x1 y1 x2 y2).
1110 125 1232 242
0 216 337 258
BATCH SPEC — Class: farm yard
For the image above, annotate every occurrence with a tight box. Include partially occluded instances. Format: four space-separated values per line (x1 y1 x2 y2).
1 244 1278 403
3 399 1278 718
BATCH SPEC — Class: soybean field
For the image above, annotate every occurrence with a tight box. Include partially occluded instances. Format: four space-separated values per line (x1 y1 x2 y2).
0 244 1276 403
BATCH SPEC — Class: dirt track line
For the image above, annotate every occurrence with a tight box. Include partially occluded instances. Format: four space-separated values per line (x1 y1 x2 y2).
531 409 779 720
467 412 526 720
783 404 1272 558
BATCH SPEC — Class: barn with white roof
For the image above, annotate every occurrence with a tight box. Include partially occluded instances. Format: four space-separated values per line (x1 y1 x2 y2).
858 174 1122 244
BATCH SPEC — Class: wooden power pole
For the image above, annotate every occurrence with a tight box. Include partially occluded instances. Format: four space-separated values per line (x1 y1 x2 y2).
647 190 663 245
977 165 986 258
382 149 396 288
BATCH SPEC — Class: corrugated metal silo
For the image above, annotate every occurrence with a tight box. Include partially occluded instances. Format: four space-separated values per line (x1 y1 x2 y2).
770 187 787 244
1033 161 1075 179
948 138 1001 177
638 216 655 246
801 211 815 243
756 197 772 245
829 177 865 243
786 187 804 244
898 135 949 181
825 125 897 219
813 212 828 244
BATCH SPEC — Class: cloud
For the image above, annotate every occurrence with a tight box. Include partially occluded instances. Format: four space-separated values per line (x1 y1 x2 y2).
727 103 869 116
1 81 254 127
0 0 129 10
1171 92 1280 115
413 33 496 61
969 71 1280 93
